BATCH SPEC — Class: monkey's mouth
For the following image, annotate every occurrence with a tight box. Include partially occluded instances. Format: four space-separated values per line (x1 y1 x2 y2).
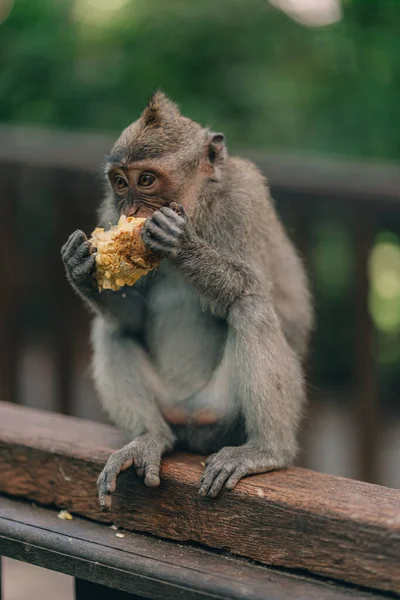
123 204 157 219
123 197 166 219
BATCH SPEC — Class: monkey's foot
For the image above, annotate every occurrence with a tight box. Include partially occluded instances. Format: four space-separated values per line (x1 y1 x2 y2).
97 437 163 510
199 446 282 498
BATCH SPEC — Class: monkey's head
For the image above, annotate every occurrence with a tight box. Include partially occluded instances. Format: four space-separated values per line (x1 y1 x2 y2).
104 91 226 220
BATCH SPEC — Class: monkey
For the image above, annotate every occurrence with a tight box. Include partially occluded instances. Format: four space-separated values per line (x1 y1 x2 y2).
61 92 313 510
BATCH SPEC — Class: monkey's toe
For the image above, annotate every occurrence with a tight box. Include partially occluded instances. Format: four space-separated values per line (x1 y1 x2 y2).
144 472 161 487
97 439 164 508
199 446 282 498
96 449 135 510
97 475 114 511
199 466 234 498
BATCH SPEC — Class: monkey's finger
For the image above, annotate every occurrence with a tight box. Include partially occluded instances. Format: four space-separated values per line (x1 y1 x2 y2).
97 450 130 495
207 467 235 498
71 255 96 282
199 463 225 497
144 220 179 247
97 468 117 495
143 456 161 487
141 231 178 259
61 230 87 261
151 210 182 236
61 230 83 256
169 202 186 218
68 241 92 268
159 206 186 226
200 454 216 483
141 230 164 251
225 467 247 490
136 467 145 478
97 474 115 512
204 453 217 468
98 490 112 511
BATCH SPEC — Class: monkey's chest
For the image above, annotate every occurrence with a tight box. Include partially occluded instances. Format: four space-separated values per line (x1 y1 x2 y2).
145 264 228 421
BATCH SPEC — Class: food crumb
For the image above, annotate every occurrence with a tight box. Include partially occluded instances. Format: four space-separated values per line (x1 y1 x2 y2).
200 461 206 467
110 524 118 531
57 510 73 520
115 532 125 538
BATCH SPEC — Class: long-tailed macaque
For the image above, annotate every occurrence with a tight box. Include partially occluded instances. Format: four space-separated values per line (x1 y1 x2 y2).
61 92 313 509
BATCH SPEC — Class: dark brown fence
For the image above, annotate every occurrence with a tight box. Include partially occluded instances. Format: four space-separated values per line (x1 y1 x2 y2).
1 124 400 486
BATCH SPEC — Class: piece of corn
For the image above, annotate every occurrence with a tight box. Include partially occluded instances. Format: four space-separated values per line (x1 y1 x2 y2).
89 215 160 292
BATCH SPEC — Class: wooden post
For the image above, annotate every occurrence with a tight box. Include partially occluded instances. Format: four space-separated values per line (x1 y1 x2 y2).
51 169 76 415
0 163 21 404
354 211 378 483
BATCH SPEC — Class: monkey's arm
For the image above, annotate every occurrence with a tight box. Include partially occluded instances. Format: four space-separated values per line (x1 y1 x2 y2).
61 230 147 333
142 206 256 315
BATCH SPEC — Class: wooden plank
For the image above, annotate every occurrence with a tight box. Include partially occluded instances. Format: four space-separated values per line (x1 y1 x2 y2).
0 402 399 594
0 496 385 600
75 580 145 600
1 124 400 205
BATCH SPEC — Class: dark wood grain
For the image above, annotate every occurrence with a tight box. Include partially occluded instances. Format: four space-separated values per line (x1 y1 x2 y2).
0 402 399 594
0 496 387 600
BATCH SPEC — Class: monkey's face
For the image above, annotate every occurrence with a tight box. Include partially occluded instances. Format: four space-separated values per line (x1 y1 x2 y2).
104 92 226 219
106 153 203 219
107 161 171 219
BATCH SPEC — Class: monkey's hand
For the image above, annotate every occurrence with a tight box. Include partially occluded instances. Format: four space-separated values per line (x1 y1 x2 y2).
97 434 164 510
141 203 193 260
199 446 282 498
61 230 96 298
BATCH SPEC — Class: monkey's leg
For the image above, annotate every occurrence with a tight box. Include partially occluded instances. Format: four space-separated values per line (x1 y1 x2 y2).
199 295 305 498
91 317 175 510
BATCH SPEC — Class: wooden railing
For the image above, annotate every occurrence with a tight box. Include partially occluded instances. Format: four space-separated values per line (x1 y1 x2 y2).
0 402 399 598
1 124 400 487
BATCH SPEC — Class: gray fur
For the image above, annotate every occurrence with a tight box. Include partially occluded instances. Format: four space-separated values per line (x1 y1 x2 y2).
61 91 313 508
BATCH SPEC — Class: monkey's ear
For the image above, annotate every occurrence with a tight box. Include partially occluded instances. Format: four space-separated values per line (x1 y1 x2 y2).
207 132 226 164
141 90 180 127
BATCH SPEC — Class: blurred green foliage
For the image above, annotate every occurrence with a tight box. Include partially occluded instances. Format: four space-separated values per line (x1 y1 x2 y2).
1 0 399 159
2 0 400 402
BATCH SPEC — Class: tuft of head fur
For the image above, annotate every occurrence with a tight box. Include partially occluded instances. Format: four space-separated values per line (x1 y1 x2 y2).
141 91 181 127
112 91 208 165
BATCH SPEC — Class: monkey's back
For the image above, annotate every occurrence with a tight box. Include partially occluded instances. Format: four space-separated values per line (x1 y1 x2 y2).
221 157 313 360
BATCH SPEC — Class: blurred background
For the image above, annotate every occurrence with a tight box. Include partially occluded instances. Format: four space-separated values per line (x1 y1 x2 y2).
1 0 400 488
1 0 400 596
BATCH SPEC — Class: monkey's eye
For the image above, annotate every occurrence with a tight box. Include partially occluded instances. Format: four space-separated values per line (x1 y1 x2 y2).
114 175 128 191
138 173 156 188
